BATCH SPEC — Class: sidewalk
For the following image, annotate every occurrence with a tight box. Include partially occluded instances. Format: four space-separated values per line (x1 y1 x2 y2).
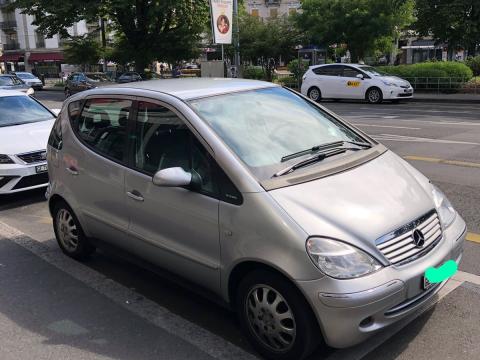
0 237 217 360
411 92 480 104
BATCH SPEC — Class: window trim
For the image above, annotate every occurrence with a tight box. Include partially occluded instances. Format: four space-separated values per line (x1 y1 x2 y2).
70 95 135 168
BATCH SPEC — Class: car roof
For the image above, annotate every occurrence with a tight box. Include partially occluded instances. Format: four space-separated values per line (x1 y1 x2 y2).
0 74 15 77
311 63 367 69
0 90 27 97
111 78 278 100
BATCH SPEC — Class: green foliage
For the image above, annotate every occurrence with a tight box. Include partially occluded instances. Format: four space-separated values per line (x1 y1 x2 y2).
13 0 210 72
465 56 480 76
287 59 310 82
295 0 415 62
379 62 473 80
275 76 298 89
415 0 480 56
242 66 266 80
63 36 102 69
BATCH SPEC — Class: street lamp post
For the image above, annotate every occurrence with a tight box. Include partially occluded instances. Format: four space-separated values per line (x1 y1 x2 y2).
233 0 240 75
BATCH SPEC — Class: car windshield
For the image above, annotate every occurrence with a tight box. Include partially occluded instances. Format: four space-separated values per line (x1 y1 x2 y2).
189 87 366 180
358 66 389 77
86 74 109 82
0 76 23 86
0 96 54 127
16 73 36 79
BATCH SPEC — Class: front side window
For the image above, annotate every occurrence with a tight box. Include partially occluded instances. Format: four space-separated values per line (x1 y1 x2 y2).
343 66 362 78
0 96 54 127
190 87 366 181
358 66 389 77
76 98 131 162
134 102 217 196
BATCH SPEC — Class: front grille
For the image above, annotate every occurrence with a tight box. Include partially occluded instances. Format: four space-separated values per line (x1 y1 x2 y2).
17 150 47 164
400 85 410 89
12 173 49 190
376 210 442 265
398 93 413 97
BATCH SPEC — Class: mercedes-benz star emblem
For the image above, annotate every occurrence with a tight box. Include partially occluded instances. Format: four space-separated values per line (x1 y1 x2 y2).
413 229 425 248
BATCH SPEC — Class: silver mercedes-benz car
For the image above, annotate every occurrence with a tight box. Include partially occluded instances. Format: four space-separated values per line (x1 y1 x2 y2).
46 79 466 360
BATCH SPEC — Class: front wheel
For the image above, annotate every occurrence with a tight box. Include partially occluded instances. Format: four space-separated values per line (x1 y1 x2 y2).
236 270 321 360
366 87 383 104
53 201 95 260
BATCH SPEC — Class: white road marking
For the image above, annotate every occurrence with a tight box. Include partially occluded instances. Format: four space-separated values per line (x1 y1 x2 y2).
382 116 400 119
354 123 420 130
0 221 258 360
374 134 480 146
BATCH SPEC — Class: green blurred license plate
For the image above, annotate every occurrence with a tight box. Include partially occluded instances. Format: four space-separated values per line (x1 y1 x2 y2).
35 164 48 173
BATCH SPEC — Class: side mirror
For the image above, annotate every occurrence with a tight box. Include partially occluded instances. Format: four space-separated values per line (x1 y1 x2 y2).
356 73 364 80
153 167 203 190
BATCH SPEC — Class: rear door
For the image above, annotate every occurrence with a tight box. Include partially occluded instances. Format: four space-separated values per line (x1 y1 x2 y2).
313 65 344 98
64 96 133 246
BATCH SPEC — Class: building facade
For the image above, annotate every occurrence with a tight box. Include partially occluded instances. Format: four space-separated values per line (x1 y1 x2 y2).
0 0 92 76
245 0 301 19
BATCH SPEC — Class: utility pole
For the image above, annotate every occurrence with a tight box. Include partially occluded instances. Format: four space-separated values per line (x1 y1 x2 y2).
100 18 107 73
233 0 240 76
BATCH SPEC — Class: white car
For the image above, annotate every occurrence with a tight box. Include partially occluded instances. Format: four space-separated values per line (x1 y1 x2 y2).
13 72 44 91
301 64 414 104
0 90 56 194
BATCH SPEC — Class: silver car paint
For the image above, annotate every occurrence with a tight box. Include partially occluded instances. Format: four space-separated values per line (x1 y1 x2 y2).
47 79 466 349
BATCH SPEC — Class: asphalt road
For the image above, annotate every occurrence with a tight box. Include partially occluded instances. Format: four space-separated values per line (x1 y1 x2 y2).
0 91 479 360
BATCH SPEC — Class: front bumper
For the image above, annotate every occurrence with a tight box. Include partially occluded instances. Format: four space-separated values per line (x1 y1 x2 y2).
297 214 466 348
0 162 49 194
383 86 414 100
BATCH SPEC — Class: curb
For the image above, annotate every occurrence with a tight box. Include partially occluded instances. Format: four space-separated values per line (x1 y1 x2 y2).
411 97 480 104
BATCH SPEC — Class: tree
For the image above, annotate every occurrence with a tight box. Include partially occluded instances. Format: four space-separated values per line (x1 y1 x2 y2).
295 0 415 62
63 35 102 71
415 0 480 57
239 14 301 80
12 0 210 72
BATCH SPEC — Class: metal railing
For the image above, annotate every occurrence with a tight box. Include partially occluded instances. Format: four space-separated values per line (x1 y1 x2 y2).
404 77 479 94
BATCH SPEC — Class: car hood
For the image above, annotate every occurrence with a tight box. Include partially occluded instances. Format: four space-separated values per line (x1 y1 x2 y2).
0 119 55 155
269 150 434 258
23 79 42 84
379 75 410 86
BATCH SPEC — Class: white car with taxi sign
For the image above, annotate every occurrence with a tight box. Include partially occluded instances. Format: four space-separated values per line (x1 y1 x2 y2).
301 64 414 104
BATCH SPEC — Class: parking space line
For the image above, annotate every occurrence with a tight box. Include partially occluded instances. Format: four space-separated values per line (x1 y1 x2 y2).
0 221 258 360
375 134 480 146
353 123 420 130
403 155 480 169
466 233 480 244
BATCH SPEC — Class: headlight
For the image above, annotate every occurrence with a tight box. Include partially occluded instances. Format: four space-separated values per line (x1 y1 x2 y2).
381 80 398 87
0 154 14 164
306 238 382 279
27 87 35 95
431 185 456 228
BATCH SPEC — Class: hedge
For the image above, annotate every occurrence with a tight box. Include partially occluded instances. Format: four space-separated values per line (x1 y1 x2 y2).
378 62 473 80
378 62 473 91
242 66 266 80
465 56 480 76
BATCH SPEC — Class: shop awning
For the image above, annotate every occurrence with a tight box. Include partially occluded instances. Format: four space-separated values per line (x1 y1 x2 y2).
0 53 23 62
28 52 64 63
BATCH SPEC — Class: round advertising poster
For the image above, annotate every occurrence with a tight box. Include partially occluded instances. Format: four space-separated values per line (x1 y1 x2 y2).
217 15 230 34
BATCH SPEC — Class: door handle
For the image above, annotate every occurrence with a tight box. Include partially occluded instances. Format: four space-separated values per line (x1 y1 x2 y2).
66 167 79 176
127 190 144 202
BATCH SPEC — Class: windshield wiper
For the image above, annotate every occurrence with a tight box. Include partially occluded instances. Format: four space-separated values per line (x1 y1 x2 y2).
274 148 348 177
280 140 372 163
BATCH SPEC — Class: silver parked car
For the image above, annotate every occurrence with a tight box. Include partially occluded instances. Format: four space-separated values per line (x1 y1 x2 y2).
46 79 466 360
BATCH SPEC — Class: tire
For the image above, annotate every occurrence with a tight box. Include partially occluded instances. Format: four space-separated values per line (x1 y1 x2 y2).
52 201 95 260
236 269 322 360
307 87 322 102
366 87 383 104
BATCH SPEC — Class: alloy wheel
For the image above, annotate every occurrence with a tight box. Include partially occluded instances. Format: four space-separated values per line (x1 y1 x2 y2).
56 208 79 252
245 285 297 353
309 88 320 101
368 89 381 103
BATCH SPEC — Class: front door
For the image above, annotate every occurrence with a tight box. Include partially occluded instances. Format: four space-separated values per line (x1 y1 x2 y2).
125 100 221 292
340 66 368 99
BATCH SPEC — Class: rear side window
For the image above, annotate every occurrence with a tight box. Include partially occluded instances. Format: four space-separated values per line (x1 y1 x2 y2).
75 98 132 163
313 65 343 76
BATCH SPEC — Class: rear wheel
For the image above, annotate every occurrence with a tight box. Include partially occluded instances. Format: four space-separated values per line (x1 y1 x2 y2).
366 87 383 104
236 270 321 360
307 87 322 102
53 201 95 260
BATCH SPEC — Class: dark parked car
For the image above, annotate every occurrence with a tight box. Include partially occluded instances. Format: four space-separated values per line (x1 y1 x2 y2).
64 72 113 98
0 74 34 94
116 72 143 83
